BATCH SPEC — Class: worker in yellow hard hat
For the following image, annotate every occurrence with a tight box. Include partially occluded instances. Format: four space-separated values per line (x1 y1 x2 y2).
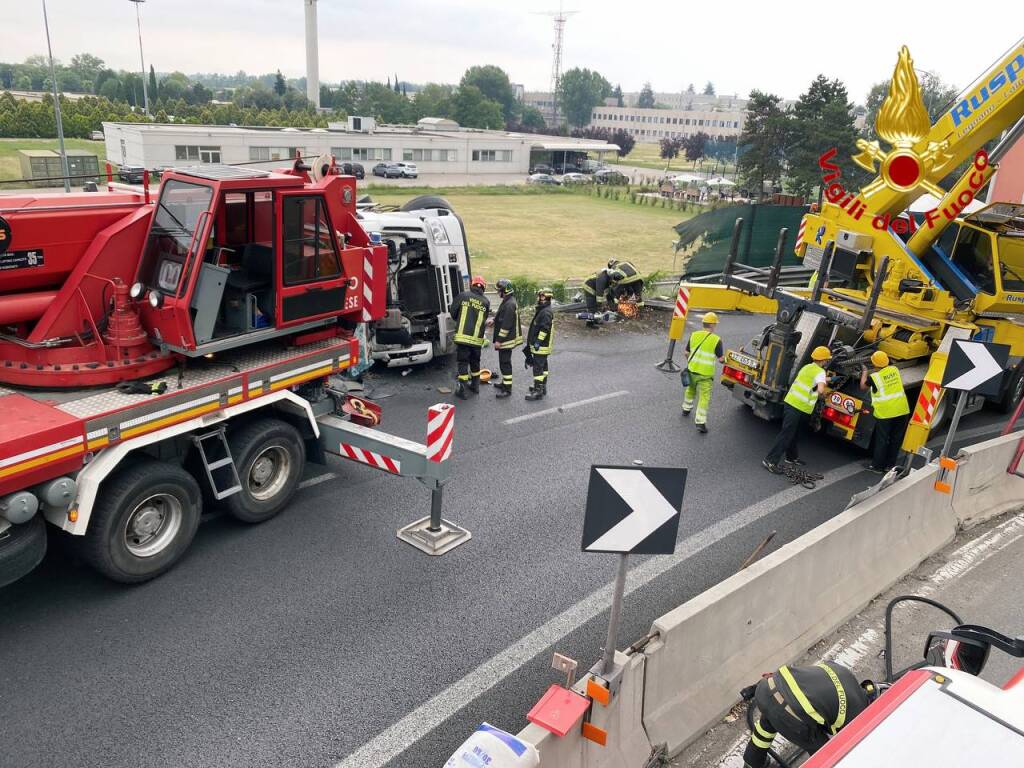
860 350 910 473
681 312 724 434
763 345 832 472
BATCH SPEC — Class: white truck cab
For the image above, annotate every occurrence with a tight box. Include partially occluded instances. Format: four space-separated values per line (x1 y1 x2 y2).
356 196 472 367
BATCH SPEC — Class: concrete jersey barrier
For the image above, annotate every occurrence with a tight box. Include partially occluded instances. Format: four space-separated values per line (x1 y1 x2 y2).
502 432 1024 767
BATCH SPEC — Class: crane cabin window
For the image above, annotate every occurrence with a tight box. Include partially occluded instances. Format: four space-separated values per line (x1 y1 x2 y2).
281 196 341 285
139 179 214 296
950 226 997 295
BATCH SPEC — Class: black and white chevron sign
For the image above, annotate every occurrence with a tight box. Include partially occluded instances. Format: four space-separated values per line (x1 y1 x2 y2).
581 465 687 555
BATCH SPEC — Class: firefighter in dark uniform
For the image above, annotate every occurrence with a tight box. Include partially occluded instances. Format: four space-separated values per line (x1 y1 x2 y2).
581 269 611 314
742 662 875 767
449 276 490 400
524 288 554 401
607 259 644 303
491 278 522 399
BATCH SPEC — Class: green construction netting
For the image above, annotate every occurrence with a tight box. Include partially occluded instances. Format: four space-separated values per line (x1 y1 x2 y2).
675 204 808 276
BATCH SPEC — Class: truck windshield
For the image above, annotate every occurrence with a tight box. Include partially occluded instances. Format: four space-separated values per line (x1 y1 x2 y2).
950 226 997 295
139 179 213 296
998 234 1024 293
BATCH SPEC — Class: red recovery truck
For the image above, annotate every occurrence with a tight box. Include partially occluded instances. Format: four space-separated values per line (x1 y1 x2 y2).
0 160 455 586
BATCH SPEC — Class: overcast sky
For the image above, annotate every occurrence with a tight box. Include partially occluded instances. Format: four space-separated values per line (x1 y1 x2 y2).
7 0 1021 103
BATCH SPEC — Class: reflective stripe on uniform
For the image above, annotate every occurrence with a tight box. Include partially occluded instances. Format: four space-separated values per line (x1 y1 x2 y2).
687 330 720 376
870 366 909 418
816 662 848 734
785 364 822 414
778 665 826 727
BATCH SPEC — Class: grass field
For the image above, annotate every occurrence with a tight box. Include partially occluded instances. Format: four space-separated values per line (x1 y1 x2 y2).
609 142 737 175
367 186 692 282
0 138 108 184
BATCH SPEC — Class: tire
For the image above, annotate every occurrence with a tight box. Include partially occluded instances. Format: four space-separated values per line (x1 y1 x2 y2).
0 515 47 588
81 460 201 583
400 194 454 213
224 419 305 524
998 367 1024 413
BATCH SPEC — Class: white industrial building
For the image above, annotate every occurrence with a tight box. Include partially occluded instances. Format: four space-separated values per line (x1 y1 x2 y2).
102 117 619 179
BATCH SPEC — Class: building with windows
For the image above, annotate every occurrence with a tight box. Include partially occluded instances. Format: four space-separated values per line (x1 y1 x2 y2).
101 118 618 180
588 105 746 142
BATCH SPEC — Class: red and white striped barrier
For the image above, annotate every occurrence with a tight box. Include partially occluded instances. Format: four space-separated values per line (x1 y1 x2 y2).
427 403 455 463
673 285 691 320
912 381 943 426
797 215 807 244
361 252 374 322
339 443 401 474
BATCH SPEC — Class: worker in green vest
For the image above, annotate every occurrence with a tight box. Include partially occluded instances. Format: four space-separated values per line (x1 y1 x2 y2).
763 346 832 472
860 351 910 473
681 312 724 434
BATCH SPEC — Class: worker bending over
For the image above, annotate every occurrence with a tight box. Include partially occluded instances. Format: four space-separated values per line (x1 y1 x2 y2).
524 288 554 401
581 269 611 316
607 259 644 303
742 662 874 767
491 278 522 399
860 351 910 473
681 312 724 434
449 276 490 400
763 346 831 472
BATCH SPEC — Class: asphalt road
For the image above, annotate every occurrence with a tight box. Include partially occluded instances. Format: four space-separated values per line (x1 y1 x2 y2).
0 312 1011 768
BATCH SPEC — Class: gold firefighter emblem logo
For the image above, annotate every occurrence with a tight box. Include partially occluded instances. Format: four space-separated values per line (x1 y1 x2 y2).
853 46 954 198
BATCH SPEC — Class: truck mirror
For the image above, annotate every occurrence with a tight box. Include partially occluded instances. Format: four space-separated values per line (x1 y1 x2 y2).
898 278 925 295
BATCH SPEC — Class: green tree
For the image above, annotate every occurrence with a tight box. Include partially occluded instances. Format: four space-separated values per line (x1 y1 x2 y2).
686 83 695 94
411 83 453 120
273 70 286 96
452 85 504 129
148 64 158 101
70 53 104 83
612 84 624 107
638 82 655 108
737 90 788 200
660 136 681 168
558 67 611 128
519 106 547 132
703 81 715 96
787 75 858 197
684 131 709 164
612 129 635 157
99 77 122 101
460 65 519 125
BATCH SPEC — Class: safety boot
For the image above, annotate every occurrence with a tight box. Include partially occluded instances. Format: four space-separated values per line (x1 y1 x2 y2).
525 382 545 401
468 378 480 394
495 384 511 399
455 381 469 400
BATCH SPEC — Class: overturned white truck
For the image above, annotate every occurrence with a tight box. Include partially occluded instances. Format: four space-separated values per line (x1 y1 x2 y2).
356 195 473 369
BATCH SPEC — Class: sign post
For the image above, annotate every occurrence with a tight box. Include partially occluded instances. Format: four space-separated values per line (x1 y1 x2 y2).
935 339 1010 492
581 464 686 676
655 284 690 372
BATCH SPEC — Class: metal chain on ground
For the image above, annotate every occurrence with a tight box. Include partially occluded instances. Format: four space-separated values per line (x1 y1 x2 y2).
777 462 825 489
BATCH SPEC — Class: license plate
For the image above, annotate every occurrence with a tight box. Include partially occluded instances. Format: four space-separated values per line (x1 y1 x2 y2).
729 352 759 370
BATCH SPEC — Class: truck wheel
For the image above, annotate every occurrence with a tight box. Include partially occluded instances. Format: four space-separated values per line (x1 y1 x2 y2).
0 516 48 588
400 194 454 213
998 368 1024 413
82 460 201 583
225 419 305 524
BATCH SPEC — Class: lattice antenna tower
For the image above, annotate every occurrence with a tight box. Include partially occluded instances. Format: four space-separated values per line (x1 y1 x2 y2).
534 3 578 126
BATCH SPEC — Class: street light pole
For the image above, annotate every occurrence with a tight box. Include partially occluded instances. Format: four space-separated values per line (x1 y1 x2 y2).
41 0 70 192
129 0 150 116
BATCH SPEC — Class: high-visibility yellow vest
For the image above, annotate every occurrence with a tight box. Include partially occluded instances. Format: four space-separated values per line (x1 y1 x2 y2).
785 363 822 414
808 270 819 290
870 365 909 419
687 330 720 376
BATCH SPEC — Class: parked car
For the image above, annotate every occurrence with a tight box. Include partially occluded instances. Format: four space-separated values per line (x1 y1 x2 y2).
88 130 104 141
594 169 628 185
372 163 403 178
561 172 592 185
556 163 583 174
395 162 418 178
117 165 147 184
530 163 554 174
340 162 366 179
527 173 561 186
582 159 607 173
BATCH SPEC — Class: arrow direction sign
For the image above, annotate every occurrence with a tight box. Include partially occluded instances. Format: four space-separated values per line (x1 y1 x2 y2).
581 466 686 555
942 340 1010 398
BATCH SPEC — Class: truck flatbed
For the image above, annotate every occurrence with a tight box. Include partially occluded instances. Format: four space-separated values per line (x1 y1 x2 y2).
0 336 355 495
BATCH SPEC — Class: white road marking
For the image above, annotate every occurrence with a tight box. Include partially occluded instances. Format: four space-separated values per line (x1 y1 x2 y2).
331 461 865 768
299 472 336 489
502 390 630 425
